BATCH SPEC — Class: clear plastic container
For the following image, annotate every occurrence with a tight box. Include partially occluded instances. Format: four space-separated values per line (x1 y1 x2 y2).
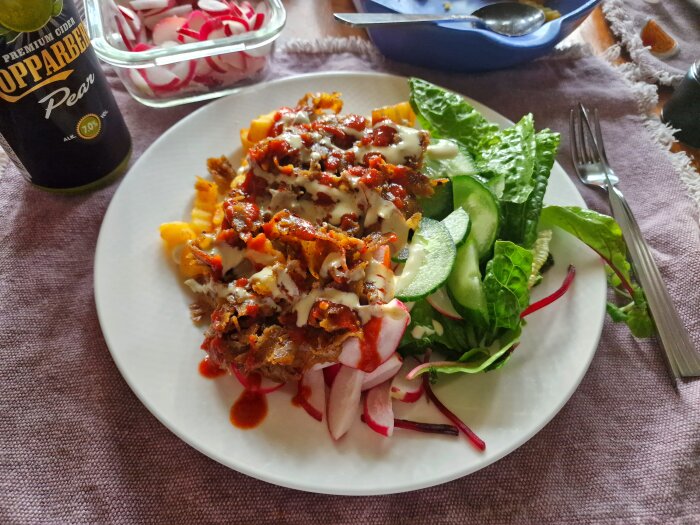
84 1 286 107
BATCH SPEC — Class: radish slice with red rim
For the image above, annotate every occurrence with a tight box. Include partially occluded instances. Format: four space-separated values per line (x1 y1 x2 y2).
327 365 364 440
391 358 424 403
427 287 463 320
115 15 135 50
152 16 187 45
363 380 394 437
323 363 341 387
198 0 230 15
130 0 169 10
362 353 402 391
129 68 154 95
296 369 325 422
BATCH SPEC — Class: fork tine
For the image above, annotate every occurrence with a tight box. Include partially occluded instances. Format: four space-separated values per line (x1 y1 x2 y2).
576 105 592 164
569 109 584 179
592 108 610 166
579 103 601 165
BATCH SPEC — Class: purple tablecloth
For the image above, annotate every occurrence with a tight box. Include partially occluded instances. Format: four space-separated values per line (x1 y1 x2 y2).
1 41 699 523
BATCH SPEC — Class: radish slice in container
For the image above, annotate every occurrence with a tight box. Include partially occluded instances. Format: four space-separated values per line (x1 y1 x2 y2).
327 365 364 440
198 0 230 15
152 16 187 45
118 5 142 33
130 0 169 10
227 1 244 17
391 358 424 403
129 68 154 95
250 12 264 30
362 353 402 391
296 369 325 422
140 66 180 91
205 55 227 74
222 18 249 35
427 287 463 320
217 51 245 70
363 380 394 437
115 16 135 50
144 5 192 30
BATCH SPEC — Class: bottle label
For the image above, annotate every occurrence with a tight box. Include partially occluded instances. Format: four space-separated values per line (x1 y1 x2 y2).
1 11 94 123
0 0 132 190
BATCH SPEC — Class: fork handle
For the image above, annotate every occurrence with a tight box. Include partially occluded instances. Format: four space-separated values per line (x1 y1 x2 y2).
608 186 700 378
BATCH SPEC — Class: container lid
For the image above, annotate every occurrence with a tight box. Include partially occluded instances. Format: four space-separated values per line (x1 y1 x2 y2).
84 0 286 67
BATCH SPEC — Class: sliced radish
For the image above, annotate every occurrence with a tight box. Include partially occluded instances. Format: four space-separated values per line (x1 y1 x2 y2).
128 68 154 95
250 12 264 30
152 16 187 45
222 18 249 35
118 5 142 33
184 9 209 32
177 26 200 43
130 0 169 10
427 287 463 320
115 16 135 50
323 363 341 387
141 66 180 91
363 381 394 437
198 0 230 15
339 299 410 372
391 358 424 403
205 55 227 74
144 5 192 29
228 1 244 17
240 1 254 18
362 353 402 391
132 42 153 52
218 51 245 70
327 365 364 440
296 369 325 422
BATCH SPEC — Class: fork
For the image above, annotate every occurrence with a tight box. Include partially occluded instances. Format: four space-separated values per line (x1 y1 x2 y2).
570 104 700 379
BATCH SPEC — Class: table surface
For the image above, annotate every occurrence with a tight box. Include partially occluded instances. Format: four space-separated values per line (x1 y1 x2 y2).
283 1 700 171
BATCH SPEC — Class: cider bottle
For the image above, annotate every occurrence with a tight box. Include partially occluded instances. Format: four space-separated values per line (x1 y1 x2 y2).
0 0 131 191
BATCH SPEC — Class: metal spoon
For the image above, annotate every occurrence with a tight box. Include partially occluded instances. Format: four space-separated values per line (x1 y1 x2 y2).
334 3 546 37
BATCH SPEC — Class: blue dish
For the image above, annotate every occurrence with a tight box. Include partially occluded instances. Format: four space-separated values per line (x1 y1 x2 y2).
352 0 601 71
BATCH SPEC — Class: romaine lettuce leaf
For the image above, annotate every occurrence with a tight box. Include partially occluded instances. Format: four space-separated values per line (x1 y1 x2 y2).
477 114 537 204
500 129 561 247
408 78 498 155
483 240 533 339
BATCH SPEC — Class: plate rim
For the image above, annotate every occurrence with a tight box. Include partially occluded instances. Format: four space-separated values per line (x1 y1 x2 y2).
95 71 606 495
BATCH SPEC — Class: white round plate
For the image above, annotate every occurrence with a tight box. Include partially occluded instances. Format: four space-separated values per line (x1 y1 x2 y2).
95 72 606 495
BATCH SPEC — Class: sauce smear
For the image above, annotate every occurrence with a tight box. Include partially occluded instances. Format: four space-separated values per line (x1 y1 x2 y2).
198 357 225 379
230 390 268 429
292 384 311 407
358 316 382 372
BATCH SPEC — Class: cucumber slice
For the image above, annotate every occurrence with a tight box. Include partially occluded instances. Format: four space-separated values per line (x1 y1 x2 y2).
446 237 488 328
452 175 500 260
394 217 456 302
441 207 470 247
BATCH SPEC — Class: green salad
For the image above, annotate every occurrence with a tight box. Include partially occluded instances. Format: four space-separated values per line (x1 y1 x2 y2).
393 79 652 379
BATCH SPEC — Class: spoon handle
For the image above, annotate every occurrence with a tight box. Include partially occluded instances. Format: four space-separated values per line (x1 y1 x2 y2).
333 12 481 27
